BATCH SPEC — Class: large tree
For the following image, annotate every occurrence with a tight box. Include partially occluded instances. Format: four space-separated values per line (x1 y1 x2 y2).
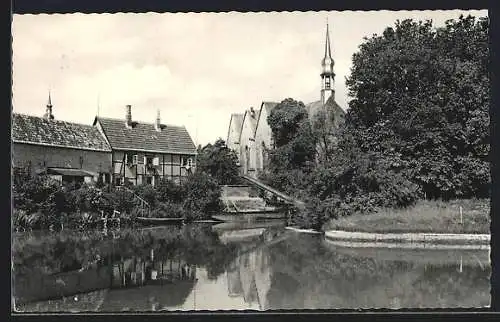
263 98 317 195
344 15 489 200
196 138 241 185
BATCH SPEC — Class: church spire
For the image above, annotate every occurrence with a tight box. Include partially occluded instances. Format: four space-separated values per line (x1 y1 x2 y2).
324 19 332 61
320 20 335 105
44 91 54 120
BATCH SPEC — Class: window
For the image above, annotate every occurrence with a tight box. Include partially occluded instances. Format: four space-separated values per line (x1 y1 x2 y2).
115 177 123 186
325 77 331 89
146 176 153 185
125 152 137 165
182 156 193 168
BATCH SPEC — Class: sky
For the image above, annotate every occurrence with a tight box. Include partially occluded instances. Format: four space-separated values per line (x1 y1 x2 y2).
12 10 488 146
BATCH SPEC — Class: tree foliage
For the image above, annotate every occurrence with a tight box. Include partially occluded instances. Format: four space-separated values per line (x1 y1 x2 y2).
262 15 489 230
196 138 241 185
345 15 489 200
263 98 317 194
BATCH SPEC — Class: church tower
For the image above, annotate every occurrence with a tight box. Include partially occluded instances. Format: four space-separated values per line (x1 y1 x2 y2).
43 91 54 120
320 21 335 105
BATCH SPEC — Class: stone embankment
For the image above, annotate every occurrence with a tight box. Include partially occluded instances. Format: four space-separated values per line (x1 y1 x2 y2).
324 230 490 250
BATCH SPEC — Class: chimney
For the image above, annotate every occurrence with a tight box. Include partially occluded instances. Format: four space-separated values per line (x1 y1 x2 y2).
250 107 255 118
155 109 161 131
125 105 132 127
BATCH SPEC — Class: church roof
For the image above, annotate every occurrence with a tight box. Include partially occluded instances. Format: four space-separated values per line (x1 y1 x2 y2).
305 97 345 120
305 100 324 118
94 117 197 155
12 113 112 152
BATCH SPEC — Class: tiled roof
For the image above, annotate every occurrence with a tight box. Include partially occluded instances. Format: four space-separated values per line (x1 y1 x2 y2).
12 113 111 152
305 100 324 117
95 117 197 155
306 97 345 120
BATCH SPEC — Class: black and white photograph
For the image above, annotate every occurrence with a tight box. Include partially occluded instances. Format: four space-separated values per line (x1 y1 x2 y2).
11 9 491 312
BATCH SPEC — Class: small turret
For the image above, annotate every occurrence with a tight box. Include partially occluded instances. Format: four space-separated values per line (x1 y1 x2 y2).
43 91 54 120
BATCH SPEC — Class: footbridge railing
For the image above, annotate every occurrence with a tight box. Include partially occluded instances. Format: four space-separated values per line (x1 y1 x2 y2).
240 175 305 209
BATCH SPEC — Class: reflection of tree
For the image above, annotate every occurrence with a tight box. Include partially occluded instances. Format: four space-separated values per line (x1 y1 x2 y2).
264 235 491 309
179 225 239 280
13 224 240 306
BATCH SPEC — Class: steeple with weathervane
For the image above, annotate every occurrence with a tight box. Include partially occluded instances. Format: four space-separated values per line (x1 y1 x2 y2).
320 20 335 105
43 91 54 120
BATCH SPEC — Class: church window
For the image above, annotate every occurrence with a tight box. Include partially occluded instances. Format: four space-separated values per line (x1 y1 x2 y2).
325 77 331 89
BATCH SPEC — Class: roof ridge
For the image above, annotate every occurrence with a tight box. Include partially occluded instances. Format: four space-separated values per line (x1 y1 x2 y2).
13 113 97 129
97 116 185 128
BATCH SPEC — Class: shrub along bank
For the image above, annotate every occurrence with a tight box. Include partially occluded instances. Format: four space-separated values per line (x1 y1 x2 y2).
323 198 490 234
12 172 223 231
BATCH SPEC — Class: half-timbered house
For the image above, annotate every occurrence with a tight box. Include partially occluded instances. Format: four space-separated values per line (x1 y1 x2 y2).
93 105 197 186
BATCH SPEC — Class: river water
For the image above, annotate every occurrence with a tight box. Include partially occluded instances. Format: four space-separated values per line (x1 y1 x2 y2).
12 221 490 311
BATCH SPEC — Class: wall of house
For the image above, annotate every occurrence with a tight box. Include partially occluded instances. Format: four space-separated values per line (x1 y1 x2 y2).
239 115 257 177
254 108 273 176
227 121 241 158
111 150 196 186
12 142 112 181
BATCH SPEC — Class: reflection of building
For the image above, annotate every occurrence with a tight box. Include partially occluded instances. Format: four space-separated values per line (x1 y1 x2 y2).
14 248 197 307
226 264 243 297
103 249 198 311
225 247 272 310
111 249 197 288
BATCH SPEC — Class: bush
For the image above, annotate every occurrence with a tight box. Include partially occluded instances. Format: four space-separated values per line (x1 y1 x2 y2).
68 185 108 214
182 172 223 221
302 151 422 228
131 184 159 208
290 201 330 231
105 189 137 215
156 179 187 204
149 201 184 219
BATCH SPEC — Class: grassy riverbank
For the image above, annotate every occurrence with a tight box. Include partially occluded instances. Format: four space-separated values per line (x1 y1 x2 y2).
323 199 490 234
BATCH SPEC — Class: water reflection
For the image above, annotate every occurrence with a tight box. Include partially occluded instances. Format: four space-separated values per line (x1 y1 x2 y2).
12 222 490 312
